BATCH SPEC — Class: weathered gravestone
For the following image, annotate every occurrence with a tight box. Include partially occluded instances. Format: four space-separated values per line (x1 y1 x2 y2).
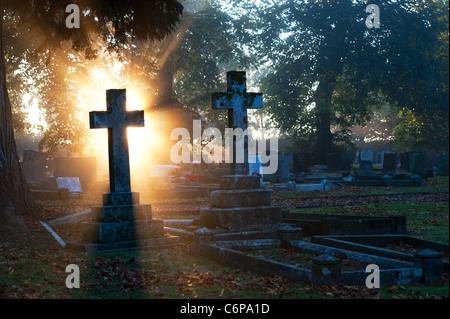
375 152 382 165
327 152 352 172
360 149 373 163
200 72 282 229
400 152 410 171
20 150 47 184
327 153 342 172
264 154 290 183
54 157 97 190
411 153 426 173
212 71 262 175
356 150 374 176
69 89 179 251
56 177 82 194
436 154 449 176
382 152 397 171
23 150 46 162
293 152 308 173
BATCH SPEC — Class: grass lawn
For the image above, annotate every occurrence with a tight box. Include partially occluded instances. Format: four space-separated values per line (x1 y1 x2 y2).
290 202 449 244
1 227 448 299
272 176 449 199
0 177 448 299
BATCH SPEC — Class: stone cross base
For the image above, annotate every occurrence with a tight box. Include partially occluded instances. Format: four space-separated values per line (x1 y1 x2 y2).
67 236 181 252
199 175 282 229
70 192 179 252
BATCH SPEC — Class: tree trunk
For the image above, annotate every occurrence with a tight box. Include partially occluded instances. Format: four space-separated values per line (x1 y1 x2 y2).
314 106 333 164
0 3 43 217
313 80 334 164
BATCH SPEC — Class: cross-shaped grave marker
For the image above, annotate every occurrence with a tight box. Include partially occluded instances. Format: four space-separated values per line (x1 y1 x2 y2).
212 71 262 174
90 89 144 194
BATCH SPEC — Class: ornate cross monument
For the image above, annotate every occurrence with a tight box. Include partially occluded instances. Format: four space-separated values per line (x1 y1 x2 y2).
90 89 144 194
212 71 262 175
199 72 282 230
69 89 179 251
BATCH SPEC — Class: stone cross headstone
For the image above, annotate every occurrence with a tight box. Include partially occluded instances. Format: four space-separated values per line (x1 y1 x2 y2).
90 89 144 194
212 71 262 175
73 89 179 251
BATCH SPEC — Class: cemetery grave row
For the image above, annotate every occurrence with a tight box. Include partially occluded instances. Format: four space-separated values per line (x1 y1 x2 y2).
38 73 448 288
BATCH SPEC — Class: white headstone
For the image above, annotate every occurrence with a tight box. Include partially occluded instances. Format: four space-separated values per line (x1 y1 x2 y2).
248 154 263 177
150 165 181 177
56 177 82 193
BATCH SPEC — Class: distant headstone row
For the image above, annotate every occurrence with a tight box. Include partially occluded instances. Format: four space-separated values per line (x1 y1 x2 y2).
20 149 97 190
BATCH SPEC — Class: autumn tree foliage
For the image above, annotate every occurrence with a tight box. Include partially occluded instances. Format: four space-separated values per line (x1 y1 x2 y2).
0 0 183 216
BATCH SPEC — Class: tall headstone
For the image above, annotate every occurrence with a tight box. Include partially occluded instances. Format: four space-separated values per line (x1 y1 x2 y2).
327 153 342 172
293 152 308 173
400 152 410 171
436 154 449 176
407 152 420 172
21 150 47 184
71 89 179 251
212 71 262 175
382 152 397 171
411 153 426 173
375 152 382 165
357 150 374 176
279 155 290 182
342 153 353 171
262 154 290 182
23 150 46 162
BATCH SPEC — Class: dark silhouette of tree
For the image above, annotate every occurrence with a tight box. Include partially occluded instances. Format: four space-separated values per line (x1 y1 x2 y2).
0 0 183 216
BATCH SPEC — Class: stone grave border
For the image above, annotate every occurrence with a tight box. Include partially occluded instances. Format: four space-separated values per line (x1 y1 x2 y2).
194 232 425 285
282 211 406 237
311 234 449 273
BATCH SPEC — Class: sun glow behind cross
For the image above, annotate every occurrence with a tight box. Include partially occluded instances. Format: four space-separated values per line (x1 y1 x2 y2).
77 64 163 189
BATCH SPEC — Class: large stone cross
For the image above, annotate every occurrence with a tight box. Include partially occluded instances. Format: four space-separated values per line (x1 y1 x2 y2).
212 71 262 174
90 89 144 193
